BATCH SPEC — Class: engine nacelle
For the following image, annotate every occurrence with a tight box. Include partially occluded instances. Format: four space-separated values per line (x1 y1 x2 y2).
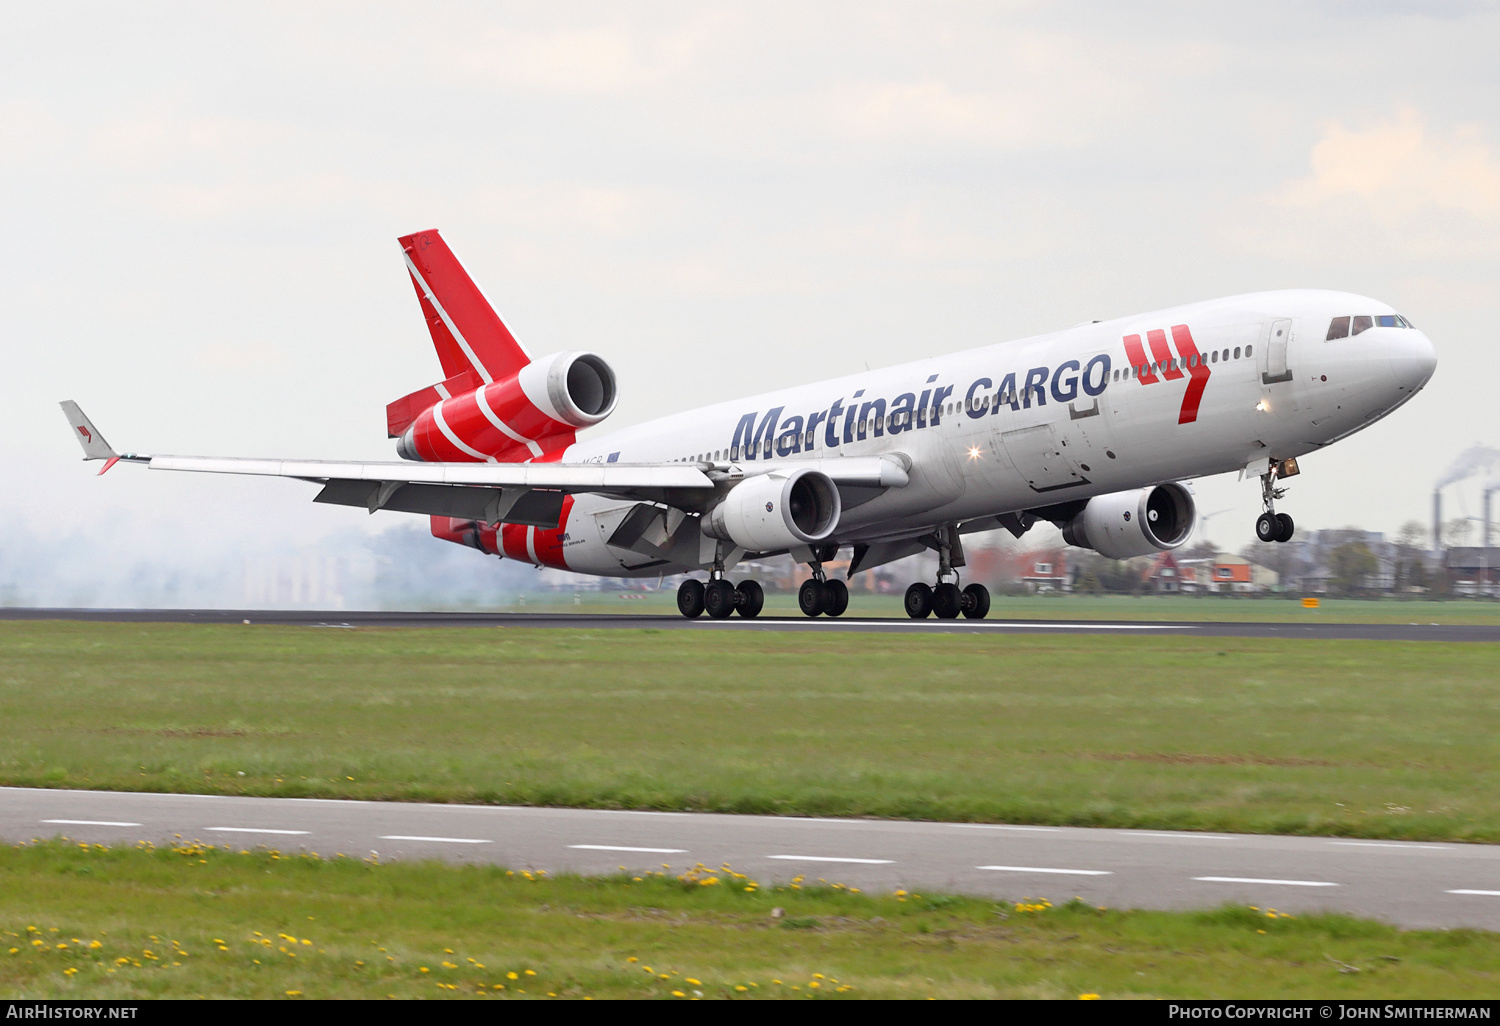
703 468 841 552
1061 483 1196 560
397 350 618 462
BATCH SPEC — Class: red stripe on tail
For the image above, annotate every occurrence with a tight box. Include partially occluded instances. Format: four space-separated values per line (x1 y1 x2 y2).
500 523 531 563
533 495 575 569
399 230 530 384
1171 324 1211 425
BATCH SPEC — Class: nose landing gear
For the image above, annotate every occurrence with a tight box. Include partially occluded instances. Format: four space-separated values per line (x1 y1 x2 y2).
1255 462 1296 544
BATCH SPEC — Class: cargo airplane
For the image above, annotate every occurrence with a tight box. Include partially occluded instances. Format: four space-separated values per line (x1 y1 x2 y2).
62 230 1438 619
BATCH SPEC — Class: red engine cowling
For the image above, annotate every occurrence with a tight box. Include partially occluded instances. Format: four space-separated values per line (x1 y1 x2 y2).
398 350 617 463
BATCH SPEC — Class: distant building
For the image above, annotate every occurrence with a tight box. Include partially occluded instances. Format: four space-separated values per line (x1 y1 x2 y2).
1445 547 1500 597
1141 551 1184 593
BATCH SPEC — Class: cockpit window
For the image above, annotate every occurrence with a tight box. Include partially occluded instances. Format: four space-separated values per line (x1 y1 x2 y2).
1376 315 1399 328
1399 314 1415 328
1326 316 1350 340
1351 315 1374 335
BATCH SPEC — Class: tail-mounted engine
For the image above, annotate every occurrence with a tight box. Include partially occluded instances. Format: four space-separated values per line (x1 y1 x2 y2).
1060 483 1196 560
702 467 841 553
395 350 618 463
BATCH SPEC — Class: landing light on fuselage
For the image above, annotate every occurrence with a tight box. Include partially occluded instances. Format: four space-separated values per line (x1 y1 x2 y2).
1256 400 1270 412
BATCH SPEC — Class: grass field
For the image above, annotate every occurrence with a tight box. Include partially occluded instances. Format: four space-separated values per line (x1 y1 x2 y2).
3 839 1496 999
511 590 1500 624
2 621 1498 841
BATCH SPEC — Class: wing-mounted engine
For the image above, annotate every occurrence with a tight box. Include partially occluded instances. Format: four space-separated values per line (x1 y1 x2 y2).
396 350 619 463
702 467 841 552
1060 483 1196 559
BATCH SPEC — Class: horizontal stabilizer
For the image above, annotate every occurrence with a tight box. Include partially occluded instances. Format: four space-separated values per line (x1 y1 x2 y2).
59 401 119 461
386 367 483 438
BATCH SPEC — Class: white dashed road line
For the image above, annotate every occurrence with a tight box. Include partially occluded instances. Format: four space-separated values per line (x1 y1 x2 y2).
949 824 1062 832
569 845 688 853
378 835 491 844
977 865 1113 876
1121 832 1236 840
1327 841 1450 850
42 819 142 827
1194 876 1337 887
205 827 310 835
767 855 895 864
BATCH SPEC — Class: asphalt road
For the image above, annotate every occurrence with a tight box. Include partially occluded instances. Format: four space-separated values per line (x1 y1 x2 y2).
4 787 1497 931
3 608 1499 641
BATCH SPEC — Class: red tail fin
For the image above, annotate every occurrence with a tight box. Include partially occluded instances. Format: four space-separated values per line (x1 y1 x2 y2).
398 230 531 384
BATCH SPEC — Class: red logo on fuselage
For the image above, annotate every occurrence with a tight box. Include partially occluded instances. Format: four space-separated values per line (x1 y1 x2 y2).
1123 324 1210 425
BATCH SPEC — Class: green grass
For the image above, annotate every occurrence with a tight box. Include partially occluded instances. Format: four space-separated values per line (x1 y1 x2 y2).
2 622 1499 841
4 839 1496 999
515 590 1500 624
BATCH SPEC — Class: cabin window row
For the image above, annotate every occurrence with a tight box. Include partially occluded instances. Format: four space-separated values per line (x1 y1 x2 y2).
1326 314 1414 340
1113 344 1253 382
671 346 1266 461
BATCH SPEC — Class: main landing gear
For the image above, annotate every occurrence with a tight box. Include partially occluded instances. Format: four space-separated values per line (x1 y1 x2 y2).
677 577 764 619
904 526 990 619
1255 463 1296 544
797 550 848 618
677 542 764 618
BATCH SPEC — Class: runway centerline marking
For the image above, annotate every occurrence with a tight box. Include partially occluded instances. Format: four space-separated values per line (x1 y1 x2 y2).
205 827 309 835
569 845 687 854
693 619 1193 631
42 819 142 827
1194 876 1337 887
379 835 491 844
1447 890 1500 896
977 865 1112 876
768 855 894 864
1121 832 1236 840
1327 841 1451 850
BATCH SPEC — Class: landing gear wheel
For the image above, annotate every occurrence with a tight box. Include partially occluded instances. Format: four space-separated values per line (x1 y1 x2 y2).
1275 512 1295 543
904 583 933 619
735 580 764 618
798 579 826 617
1256 512 1279 543
961 583 991 619
932 582 962 619
704 579 736 619
677 579 705 618
823 579 849 617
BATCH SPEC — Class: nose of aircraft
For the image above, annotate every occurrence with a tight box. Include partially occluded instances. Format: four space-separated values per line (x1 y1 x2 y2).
1391 330 1438 392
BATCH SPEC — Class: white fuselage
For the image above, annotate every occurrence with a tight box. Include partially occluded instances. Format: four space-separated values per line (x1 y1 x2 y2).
533 289 1436 576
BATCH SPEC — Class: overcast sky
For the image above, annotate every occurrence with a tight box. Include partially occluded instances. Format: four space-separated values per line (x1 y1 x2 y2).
4 1 1499 595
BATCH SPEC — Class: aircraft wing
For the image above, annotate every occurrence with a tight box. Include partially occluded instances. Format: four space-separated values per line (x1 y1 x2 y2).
60 402 907 529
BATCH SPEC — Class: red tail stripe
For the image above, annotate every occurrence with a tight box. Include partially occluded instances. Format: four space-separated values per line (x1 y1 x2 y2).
1123 334 1157 384
500 523 530 562
399 230 529 383
532 495 575 569
1147 328 1184 381
1171 324 1211 425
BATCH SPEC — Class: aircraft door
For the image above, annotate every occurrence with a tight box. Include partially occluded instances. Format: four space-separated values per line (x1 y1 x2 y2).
999 423 1089 494
1261 318 1293 384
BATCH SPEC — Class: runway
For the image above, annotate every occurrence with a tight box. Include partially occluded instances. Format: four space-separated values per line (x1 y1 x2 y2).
4 608 1499 642
5 787 1497 931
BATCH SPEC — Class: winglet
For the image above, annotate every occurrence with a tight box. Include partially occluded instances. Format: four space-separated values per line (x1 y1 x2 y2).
59 401 120 463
